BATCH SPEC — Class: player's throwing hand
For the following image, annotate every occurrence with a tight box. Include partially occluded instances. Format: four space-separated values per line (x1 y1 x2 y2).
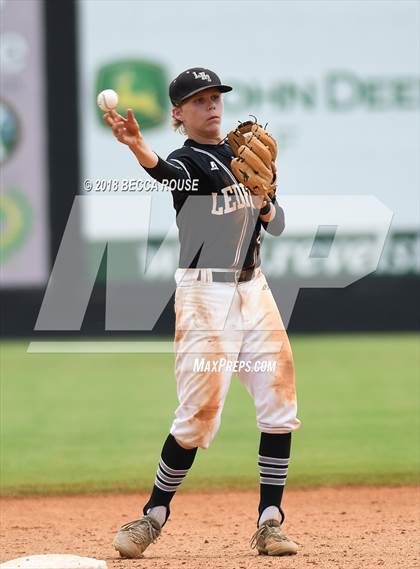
103 108 142 149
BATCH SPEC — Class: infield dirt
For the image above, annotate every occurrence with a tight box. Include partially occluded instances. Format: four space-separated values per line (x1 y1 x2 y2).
1 487 418 569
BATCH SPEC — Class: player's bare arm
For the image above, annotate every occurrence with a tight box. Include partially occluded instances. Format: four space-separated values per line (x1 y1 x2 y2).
258 162 277 221
103 108 158 169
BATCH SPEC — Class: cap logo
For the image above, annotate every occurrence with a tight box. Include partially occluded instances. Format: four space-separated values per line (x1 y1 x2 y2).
192 71 211 82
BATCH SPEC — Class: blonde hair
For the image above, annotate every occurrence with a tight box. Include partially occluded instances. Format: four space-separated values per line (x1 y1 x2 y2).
171 106 187 135
171 117 186 135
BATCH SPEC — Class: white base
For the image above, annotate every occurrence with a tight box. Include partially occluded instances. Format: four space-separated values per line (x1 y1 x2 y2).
0 554 107 569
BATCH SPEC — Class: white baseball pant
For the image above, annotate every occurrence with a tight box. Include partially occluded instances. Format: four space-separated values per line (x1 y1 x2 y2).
170 268 301 449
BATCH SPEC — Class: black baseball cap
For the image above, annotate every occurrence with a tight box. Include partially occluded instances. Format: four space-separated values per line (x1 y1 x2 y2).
169 67 232 106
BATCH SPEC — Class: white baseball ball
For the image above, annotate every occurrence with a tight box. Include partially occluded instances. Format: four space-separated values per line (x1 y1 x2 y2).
97 89 119 112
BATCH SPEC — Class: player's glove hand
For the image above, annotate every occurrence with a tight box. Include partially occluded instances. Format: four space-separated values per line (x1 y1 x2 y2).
227 120 277 198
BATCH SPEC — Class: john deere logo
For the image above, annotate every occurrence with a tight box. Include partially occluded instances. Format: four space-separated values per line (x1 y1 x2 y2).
0 188 32 263
96 60 168 130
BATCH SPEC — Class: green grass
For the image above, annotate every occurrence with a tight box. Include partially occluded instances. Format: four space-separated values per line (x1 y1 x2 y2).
1 334 419 495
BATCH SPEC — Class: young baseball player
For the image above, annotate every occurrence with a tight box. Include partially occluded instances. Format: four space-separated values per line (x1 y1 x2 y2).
104 67 301 558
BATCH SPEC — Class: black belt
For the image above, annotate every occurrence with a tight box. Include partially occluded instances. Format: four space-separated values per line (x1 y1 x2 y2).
197 268 255 283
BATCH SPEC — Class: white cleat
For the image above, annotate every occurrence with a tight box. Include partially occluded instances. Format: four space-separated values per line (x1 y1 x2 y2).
250 519 298 556
112 515 162 558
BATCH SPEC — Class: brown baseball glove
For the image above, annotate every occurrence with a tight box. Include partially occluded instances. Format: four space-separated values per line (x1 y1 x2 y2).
227 120 277 197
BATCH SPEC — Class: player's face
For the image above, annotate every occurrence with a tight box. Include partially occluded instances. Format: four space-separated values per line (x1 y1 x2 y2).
174 88 224 141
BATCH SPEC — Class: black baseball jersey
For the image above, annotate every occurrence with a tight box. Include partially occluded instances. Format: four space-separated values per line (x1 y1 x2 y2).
144 139 285 270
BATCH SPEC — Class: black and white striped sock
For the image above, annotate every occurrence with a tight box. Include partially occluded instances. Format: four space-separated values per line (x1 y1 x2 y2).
258 432 292 524
154 458 189 493
259 454 289 487
143 434 197 526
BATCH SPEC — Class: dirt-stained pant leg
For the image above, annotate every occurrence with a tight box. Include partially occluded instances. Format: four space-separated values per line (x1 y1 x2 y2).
237 271 301 433
171 269 242 449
